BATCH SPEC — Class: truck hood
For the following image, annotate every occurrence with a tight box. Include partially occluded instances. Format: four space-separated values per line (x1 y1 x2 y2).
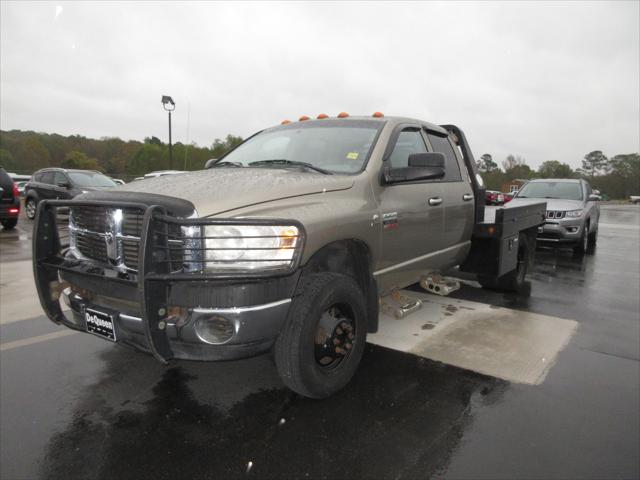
510 197 583 211
118 168 355 216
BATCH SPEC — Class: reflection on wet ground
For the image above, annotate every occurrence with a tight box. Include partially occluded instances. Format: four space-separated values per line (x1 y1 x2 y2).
39 346 504 480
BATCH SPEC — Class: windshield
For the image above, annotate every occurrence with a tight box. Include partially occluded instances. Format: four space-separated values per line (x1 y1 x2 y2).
68 171 117 187
517 181 583 200
215 120 383 174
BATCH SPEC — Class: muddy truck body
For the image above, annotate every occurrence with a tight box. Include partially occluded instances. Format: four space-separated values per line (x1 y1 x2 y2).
33 115 546 398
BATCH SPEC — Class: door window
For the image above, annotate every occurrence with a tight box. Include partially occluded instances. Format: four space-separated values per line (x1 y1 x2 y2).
388 129 428 169
426 133 462 182
40 171 54 184
52 172 67 186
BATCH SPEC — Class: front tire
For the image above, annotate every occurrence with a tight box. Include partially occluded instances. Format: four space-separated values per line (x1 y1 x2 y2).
25 198 37 219
573 223 590 256
275 272 368 399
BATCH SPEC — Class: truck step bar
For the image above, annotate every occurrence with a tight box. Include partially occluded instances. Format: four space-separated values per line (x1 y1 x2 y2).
380 290 423 319
420 274 460 296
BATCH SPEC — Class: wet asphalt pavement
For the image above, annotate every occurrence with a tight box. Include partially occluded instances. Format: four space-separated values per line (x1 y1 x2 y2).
1 205 638 480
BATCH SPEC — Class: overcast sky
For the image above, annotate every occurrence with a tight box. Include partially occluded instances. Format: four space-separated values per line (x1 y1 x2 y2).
1 1 638 169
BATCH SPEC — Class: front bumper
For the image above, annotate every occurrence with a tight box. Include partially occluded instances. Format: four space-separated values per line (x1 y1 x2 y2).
61 286 293 360
33 199 303 363
537 218 584 243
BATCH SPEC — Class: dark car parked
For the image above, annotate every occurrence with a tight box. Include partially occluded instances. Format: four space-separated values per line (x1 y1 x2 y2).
0 167 21 230
24 168 117 219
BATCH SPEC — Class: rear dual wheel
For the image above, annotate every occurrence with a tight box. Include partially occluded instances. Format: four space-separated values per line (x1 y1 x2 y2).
479 235 530 293
275 273 367 399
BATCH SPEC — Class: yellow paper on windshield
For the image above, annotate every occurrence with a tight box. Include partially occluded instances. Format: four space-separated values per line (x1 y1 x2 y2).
346 152 359 160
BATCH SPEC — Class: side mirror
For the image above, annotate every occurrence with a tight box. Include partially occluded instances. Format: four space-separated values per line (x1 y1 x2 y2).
588 194 601 201
593 189 601 195
205 158 218 169
57 181 70 189
383 152 446 184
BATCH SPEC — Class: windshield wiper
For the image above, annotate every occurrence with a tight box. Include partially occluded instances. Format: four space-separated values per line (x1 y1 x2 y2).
249 159 332 175
211 161 244 168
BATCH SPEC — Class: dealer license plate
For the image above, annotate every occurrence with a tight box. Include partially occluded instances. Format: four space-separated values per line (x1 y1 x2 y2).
85 308 117 341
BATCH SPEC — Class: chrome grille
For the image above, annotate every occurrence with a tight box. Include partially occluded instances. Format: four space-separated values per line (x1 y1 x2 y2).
69 206 184 272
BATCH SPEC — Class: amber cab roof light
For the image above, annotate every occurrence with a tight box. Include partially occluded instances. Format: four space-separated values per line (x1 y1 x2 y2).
299 115 310 121
337 112 350 118
281 120 292 125
317 113 329 119
372 111 384 118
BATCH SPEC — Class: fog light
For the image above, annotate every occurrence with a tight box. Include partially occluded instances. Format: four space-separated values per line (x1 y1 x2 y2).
567 227 579 233
194 315 235 344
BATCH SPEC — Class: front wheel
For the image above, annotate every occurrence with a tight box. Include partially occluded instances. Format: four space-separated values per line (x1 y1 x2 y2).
25 198 37 219
274 272 368 399
573 223 590 256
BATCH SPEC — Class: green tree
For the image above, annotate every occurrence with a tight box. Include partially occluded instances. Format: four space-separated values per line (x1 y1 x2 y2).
14 136 51 172
61 151 102 171
579 150 608 178
144 136 163 145
211 134 243 159
502 154 526 171
477 153 499 172
0 148 17 171
537 160 574 179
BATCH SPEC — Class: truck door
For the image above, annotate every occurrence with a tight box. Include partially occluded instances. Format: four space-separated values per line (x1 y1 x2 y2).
425 130 475 249
375 126 445 293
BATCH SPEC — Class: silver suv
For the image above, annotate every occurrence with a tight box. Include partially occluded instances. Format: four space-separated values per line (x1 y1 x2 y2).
511 178 600 254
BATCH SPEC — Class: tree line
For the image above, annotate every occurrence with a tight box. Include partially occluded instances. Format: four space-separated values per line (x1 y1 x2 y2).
0 129 637 198
0 130 243 181
477 151 639 199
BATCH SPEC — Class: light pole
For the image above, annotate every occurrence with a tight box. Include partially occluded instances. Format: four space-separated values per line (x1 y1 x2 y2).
161 95 175 170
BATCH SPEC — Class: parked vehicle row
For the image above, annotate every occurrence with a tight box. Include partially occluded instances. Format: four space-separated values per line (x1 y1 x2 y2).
24 168 118 219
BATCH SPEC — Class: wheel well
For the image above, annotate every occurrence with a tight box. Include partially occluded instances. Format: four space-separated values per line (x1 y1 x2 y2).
300 240 379 333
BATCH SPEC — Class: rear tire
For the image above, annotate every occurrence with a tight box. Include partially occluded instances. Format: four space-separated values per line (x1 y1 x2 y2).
274 272 368 399
1 218 18 230
25 198 37 219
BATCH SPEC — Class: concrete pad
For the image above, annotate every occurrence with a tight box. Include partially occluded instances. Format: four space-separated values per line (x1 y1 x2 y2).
368 291 578 385
0 259 68 324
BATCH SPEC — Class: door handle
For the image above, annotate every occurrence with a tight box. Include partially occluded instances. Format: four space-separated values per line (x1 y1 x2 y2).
462 194 473 201
428 197 443 206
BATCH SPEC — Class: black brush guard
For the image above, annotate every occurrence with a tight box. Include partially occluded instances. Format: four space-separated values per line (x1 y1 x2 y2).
33 199 305 363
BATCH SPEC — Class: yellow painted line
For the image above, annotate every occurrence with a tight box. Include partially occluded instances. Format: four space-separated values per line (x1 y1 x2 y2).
0 330 77 352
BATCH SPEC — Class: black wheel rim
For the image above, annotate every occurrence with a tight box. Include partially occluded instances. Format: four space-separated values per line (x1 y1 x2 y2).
314 303 355 369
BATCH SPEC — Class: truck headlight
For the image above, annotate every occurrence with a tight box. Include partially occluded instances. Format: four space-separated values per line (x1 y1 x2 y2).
565 210 583 218
202 224 301 271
